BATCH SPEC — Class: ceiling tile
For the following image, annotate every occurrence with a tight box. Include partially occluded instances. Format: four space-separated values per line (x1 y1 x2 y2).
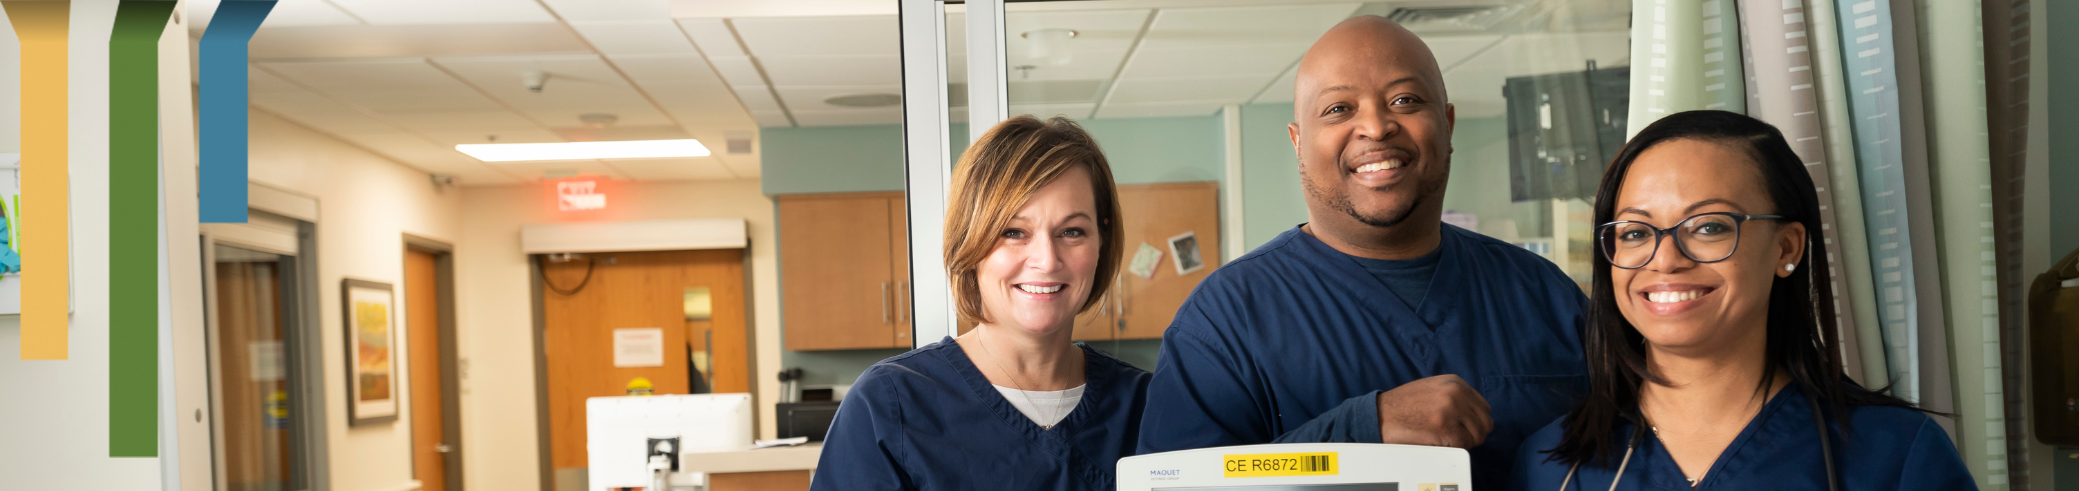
675 18 746 57
1004 49 1131 81
327 87 508 114
705 56 767 87
732 87 783 111
1426 35 1506 72
750 110 792 128
1117 43 1308 80
1093 102 1221 119
1252 65 1297 103
667 108 757 129
262 59 468 91
540 0 672 22
328 0 557 25
731 15 899 58
249 67 305 93
568 21 700 56
247 24 591 59
422 129 567 146
790 108 901 127
188 0 360 32
493 160 632 180
1139 4 1361 48
1004 10 1149 54
604 158 738 181
720 154 761 178
771 85 903 112
1009 103 1096 120
1106 76 1269 105
1006 79 1105 104
755 55 900 86
388 111 544 132
611 54 722 83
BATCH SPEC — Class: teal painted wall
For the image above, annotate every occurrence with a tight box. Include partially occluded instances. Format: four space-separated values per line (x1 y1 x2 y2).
1240 103 1310 250
2053 0 2079 258
759 124 908 195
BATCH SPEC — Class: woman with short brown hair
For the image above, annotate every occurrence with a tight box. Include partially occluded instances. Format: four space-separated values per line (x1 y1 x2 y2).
811 115 1150 490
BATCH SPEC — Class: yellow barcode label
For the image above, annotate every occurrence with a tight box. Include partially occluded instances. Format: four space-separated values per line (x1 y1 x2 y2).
1221 452 1338 478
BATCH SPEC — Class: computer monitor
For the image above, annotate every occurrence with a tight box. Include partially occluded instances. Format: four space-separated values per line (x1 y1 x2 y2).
586 393 753 491
1117 443 1470 491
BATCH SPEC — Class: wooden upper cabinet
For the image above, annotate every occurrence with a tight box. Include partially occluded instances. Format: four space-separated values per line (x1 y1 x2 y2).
888 196 914 345
779 193 905 351
1111 182 1222 340
778 183 1220 349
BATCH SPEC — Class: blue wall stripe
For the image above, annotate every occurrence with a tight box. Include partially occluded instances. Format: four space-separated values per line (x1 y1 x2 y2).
197 0 274 223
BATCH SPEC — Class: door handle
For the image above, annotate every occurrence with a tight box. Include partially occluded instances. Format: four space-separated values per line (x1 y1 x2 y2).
436 444 453 453
881 281 891 324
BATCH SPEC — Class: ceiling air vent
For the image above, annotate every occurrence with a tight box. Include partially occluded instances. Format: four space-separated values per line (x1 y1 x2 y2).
1385 5 1521 32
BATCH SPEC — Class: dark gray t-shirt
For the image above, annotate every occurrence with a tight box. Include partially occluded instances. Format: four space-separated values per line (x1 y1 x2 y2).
1346 245 1444 310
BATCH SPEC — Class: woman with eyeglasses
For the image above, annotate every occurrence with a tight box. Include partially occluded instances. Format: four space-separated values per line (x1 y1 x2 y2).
1510 110 1976 490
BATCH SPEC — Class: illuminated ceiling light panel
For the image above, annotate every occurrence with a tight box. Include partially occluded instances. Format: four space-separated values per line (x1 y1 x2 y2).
455 139 711 162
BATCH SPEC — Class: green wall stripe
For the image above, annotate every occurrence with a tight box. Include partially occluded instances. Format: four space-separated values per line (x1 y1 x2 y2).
109 0 174 458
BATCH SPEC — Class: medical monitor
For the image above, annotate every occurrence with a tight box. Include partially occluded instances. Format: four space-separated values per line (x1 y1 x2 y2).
586 393 753 491
1118 443 1470 491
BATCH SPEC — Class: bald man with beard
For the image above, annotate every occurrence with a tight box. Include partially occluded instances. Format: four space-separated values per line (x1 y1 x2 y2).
1135 16 1589 488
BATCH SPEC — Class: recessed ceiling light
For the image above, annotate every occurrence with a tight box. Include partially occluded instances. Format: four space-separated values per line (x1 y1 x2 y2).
825 93 902 108
455 139 711 162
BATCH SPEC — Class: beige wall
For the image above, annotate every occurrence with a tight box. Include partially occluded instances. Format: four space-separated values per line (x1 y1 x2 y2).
247 108 465 491
456 178 782 491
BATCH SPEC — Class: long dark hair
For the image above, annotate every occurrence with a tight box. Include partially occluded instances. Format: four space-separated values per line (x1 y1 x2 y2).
1545 110 1921 468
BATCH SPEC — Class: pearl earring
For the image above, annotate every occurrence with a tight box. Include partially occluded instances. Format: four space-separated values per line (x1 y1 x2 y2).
1784 264 1797 273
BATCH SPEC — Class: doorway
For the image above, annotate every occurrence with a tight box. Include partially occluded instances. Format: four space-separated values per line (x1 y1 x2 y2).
533 249 753 490
405 240 462 491
201 211 322 491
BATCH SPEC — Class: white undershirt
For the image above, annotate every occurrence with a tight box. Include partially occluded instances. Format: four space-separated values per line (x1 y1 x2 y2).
992 384 1085 428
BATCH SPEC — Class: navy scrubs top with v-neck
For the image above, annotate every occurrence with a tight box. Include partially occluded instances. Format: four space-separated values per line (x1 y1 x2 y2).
810 337 1152 491
1136 224 1590 490
1511 383 1978 491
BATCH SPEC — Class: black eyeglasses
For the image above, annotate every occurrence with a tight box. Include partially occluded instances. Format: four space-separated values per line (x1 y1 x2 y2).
1596 212 1786 269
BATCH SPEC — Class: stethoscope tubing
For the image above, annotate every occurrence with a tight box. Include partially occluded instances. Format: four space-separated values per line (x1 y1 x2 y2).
1557 392 1839 491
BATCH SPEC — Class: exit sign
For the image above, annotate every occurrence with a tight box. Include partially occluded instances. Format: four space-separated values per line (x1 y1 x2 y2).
557 180 606 211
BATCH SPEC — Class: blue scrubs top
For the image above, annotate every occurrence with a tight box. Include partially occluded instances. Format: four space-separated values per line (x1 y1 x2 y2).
1511 383 1978 490
1137 224 1589 490
810 337 1152 490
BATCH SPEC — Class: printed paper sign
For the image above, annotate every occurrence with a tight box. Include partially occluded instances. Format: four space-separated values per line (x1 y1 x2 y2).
613 328 666 367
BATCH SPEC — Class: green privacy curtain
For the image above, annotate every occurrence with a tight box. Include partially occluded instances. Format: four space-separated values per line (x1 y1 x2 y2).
1979 0 2036 486
1910 0 2011 488
1623 0 1745 137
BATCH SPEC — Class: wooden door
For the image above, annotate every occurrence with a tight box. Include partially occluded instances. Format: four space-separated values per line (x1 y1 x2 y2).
541 249 752 471
1113 183 1221 339
779 193 901 350
405 248 449 491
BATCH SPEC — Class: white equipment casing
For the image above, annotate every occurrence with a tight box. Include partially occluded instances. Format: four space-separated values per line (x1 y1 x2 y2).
586 394 753 491
1117 443 1471 491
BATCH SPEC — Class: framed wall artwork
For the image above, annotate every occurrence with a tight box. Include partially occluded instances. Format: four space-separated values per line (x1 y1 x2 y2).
342 278 399 424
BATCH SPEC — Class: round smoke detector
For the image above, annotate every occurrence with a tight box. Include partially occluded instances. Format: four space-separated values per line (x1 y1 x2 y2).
824 93 902 108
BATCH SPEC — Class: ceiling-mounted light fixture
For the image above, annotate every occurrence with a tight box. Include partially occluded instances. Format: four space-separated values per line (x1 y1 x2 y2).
824 93 902 108
1021 28 1077 66
455 139 711 162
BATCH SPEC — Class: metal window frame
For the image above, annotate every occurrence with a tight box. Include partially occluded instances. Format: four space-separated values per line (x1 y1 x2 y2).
898 0 1010 347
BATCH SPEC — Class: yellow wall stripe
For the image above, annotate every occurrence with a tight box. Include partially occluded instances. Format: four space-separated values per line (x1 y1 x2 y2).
7 1 70 360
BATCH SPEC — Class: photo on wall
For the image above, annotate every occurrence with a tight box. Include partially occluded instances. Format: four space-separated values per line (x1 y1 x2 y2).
0 154 22 315
342 278 399 424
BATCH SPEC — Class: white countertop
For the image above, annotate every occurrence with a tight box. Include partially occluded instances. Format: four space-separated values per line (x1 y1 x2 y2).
680 443 823 474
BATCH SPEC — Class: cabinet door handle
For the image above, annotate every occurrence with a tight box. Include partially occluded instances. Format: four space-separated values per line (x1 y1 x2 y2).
898 281 909 324
881 281 891 324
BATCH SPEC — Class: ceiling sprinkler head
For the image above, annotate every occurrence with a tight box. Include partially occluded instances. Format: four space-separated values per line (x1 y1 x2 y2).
523 70 548 93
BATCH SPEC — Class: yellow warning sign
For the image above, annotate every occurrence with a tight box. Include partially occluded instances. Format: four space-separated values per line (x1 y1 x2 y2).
1221 452 1338 478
